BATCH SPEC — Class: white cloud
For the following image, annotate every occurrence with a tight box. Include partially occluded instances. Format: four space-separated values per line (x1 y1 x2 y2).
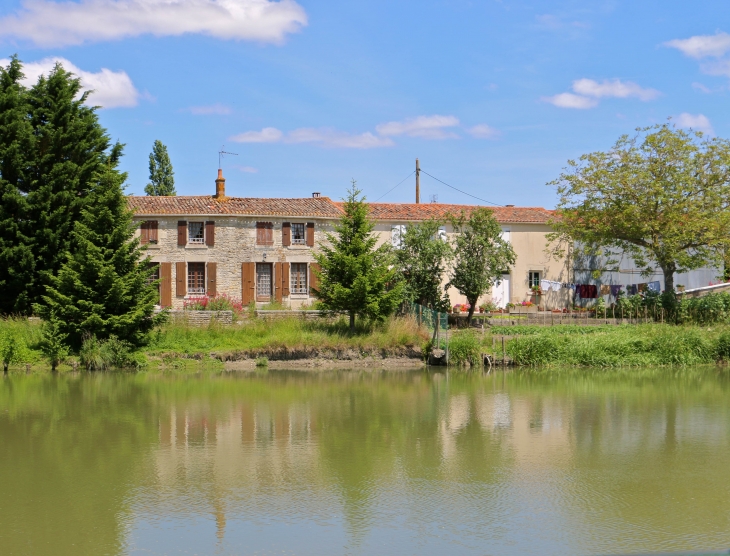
376 115 460 139
229 127 284 143
572 78 660 101
467 124 500 139
186 103 231 115
665 32 730 59
542 92 598 109
233 165 258 173
675 113 714 135
0 0 307 47
1 56 139 108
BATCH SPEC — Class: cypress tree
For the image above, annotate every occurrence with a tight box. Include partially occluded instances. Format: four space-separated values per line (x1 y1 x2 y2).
312 181 404 331
145 140 176 196
38 168 159 349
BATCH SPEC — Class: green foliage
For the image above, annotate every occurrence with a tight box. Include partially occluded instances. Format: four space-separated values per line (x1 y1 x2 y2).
313 181 404 330
448 331 482 367
37 168 160 349
255 357 269 367
39 318 69 371
396 219 453 311
716 332 730 360
0 326 30 373
549 123 730 292
144 140 176 196
0 57 124 315
79 334 136 370
449 208 516 323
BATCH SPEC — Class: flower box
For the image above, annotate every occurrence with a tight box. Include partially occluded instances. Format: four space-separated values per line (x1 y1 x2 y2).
509 305 538 314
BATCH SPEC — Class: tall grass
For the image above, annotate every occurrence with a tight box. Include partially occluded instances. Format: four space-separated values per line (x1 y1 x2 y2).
448 331 482 367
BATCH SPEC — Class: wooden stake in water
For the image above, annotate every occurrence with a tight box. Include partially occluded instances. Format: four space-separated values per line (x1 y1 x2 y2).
502 336 506 366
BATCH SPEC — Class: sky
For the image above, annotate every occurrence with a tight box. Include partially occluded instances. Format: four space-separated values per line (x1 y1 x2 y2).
0 0 729 208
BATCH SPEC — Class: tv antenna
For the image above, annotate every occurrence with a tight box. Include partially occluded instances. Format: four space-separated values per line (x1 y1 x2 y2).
218 146 238 168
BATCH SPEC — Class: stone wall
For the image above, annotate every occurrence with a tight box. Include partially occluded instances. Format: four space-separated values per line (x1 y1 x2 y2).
167 310 233 325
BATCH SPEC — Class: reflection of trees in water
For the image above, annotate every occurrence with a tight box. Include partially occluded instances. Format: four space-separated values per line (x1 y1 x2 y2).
0 375 157 555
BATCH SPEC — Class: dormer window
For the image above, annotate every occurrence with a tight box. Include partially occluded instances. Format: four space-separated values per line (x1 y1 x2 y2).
188 222 205 244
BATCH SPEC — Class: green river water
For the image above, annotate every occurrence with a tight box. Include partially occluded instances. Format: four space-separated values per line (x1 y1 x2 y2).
1 368 730 555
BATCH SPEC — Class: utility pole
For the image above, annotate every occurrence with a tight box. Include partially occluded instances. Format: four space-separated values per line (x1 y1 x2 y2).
415 158 420 204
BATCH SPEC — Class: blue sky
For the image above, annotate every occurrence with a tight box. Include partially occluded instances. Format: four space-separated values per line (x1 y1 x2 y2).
1 0 728 207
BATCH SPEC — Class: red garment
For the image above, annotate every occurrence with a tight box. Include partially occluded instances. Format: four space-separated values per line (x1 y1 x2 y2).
577 284 598 299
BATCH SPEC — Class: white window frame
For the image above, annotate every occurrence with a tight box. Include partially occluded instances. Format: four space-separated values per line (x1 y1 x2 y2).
528 271 541 289
290 263 308 295
391 224 406 249
188 222 205 244
438 226 447 242
188 262 206 295
291 223 306 245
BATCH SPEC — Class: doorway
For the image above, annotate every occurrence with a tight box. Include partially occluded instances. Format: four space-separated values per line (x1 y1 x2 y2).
256 263 272 301
492 274 510 309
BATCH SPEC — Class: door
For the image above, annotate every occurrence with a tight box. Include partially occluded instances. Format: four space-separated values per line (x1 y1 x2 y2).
256 263 272 301
492 273 510 309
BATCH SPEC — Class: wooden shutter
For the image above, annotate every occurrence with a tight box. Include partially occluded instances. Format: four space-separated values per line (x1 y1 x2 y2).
207 262 217 297
309 263 320 295
282 263 290 297
282 222 291 246
274 262 283 303
176 262 186 296
306 222 315 247
177 221 187 246
205 221 215 247
242 262 255 305
149 220 158 244
160 262 172 307
140 221 149 245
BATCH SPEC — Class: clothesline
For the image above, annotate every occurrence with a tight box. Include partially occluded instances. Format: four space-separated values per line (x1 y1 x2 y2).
536 280 662 299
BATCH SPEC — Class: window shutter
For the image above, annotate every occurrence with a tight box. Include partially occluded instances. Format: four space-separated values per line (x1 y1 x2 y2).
207 262 217 297
205 221 215 247
177 221 187 246
160 262 172 307
275 262 283 303
282 222 291 246
309 263 320 295
306 222 315 247
241 262 255 305
282 263 290 297
256 222 273 245
175 262 187 296
150 221 158 244
140 222 149 245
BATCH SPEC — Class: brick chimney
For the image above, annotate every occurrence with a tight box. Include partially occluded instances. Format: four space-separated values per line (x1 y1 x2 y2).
215 168 226 198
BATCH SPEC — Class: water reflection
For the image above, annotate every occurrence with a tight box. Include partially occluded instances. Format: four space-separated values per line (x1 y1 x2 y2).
1 369 730 555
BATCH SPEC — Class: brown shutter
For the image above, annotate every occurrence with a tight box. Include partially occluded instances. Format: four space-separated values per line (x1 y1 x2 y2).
282 263 290 297
274 262 283 303
207 262 217 297
282 222 291 246
306 222 315 247
242 262 255 305
160 262 172 307
176 262 187 296
309 263 320 295
140 222 149 245
177 221 187 246
149 220 158 244
256 222 264 245
205 221 215 247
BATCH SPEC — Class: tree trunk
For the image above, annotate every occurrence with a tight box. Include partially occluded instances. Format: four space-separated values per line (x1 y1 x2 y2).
467 297 477 326
349 311 355 332
3 362 7 375
660 263 676 294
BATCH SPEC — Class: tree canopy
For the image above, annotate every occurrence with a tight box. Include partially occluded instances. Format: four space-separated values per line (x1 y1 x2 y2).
312 181 404 331
145 140 176 196
449 208 516 323
549 123 730 293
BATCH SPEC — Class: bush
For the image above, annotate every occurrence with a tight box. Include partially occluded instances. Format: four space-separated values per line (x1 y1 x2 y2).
39 318 69 372
80 334 136 371
255 357 268 367
716 332 730 360
448 331 482 367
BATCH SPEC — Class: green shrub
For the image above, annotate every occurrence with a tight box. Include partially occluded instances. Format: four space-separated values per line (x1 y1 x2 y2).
255 357 268 367
448 331 482 367
39 318 69 372
79 335 105 371
80 334 135 370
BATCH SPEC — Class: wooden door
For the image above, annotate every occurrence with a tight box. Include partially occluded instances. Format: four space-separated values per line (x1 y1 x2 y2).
242 262 255 305
160 262 172 307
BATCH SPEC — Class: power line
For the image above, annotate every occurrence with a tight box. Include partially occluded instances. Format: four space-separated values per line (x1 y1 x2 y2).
420 169 503 207
374 170 415 202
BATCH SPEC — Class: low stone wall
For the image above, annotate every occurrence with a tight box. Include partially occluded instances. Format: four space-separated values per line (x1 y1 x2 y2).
167 310 233 325
255 310 329 320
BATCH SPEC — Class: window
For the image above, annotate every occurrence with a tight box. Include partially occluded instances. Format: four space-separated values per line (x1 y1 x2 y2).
257 263 272 300
438 226 447 242
140 221 158 245
256 222 273 245
147 263 160 285
391 224 406 248
528 271 541 289
188 222 204 244
188 263 206 294
291 223 305 245
290 263 308 294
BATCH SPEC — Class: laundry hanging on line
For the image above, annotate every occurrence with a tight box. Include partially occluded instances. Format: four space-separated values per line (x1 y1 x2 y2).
577 284 598 299
627 284 638 295
599 284 611 296
647 281 661 293
610 285 622 297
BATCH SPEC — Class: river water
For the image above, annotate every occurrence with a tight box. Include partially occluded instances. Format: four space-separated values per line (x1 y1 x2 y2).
1 368 730 555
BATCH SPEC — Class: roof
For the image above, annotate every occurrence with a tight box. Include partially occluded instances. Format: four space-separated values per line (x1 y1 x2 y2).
336 202 554 224
127 195 344 218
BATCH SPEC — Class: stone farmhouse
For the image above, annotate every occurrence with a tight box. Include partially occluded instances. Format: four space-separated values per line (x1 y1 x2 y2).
128 170 570 310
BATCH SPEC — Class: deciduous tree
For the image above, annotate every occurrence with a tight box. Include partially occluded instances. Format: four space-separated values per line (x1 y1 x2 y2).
145 140 176 196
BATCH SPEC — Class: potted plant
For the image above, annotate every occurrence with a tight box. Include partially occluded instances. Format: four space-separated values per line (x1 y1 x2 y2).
676 284 685 292
453 304 461 314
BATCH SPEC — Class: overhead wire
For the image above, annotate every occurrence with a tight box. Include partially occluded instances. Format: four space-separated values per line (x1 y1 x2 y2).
420 169 504 207
374 170 415 202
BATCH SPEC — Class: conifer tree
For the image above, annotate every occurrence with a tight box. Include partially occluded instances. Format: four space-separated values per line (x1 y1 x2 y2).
145 140 176 196
312 181 404 331
37 168 160 349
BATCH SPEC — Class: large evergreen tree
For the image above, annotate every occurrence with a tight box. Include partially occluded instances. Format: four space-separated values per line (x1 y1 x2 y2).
0 57 122 314
37 168 159 349
313 181 404 331
145 140 176 196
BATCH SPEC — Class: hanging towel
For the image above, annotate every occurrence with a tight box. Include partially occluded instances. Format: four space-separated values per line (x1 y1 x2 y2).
600 284 611 296
578 284 598 299
540 279 551 292
638 283 648 292
647 281 661 293
551 281 562 292
610 285 622 297
627 284 637 295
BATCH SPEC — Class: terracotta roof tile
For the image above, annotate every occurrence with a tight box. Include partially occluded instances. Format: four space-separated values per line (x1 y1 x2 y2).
127 195 344 218
335 202 554 224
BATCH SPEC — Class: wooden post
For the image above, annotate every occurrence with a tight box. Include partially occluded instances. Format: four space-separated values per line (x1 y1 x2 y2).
502 336 506 366
415 158 420 204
